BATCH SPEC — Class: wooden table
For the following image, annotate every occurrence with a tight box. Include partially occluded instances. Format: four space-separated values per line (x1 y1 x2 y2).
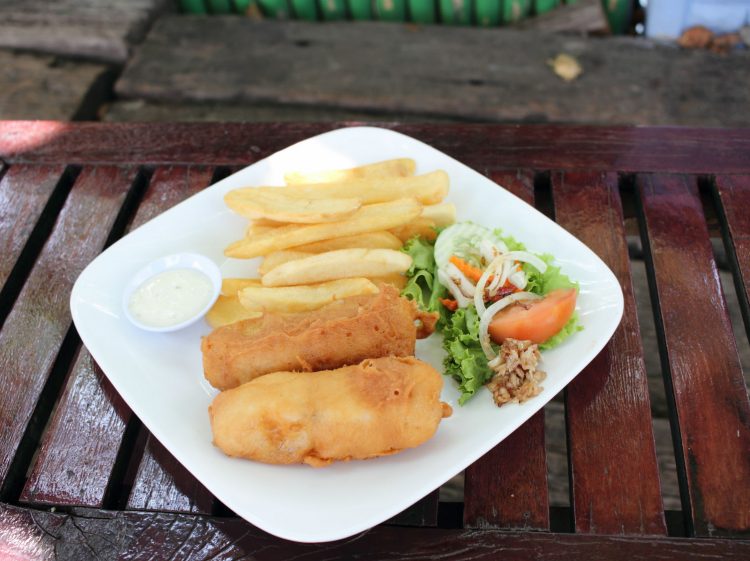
0 122 748 559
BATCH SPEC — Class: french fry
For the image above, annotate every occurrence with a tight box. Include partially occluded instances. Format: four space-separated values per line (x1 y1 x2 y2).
368 273 408 289
206 295 263 328
245 223 278 238
259 250 312 276
290 231 403 253
238 278 379 313
421 202 456 227
281 171 448 206
261 249 412 287
284 158 416 185
221 278 262 297
390 217 438 242
225 198 422 259
225 189 362 224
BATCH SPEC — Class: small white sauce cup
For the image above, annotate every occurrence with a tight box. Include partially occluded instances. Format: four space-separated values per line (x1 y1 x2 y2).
122 252 222 333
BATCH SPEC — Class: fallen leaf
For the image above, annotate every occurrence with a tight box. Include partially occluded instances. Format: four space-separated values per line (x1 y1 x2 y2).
710 33 741 54
678 25 713 49
547 53 583 82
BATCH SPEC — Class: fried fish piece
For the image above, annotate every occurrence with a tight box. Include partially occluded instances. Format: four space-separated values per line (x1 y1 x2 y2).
201 284 437 391
209 356 452 467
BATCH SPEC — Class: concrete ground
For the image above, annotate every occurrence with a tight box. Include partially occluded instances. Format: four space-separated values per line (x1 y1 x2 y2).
1 4 749 514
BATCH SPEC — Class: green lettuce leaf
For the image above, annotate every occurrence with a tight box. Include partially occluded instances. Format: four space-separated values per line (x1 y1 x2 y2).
539 311 583 351
400 236 448 324
441 306 493 404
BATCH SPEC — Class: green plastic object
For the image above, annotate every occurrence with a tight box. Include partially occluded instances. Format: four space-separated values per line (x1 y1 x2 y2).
602 0 631 34
502 0 531 23
319 0 346 19
475 0 500 26
375 0 406 21
347 0 372 20
291 0 318 19
207 0 232 12
409 0 436 23
257 0 291 17
439 0 471 25
533 0 559 13
233 0 253 11
180 0 207 13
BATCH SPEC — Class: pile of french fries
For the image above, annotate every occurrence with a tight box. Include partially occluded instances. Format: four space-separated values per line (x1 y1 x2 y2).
206 158 456 327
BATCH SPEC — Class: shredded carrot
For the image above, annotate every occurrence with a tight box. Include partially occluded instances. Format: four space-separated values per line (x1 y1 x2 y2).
449 255 487 284
439 298 458 311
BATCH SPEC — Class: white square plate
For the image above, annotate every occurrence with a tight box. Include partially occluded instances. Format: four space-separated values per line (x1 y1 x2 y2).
71 126 623 543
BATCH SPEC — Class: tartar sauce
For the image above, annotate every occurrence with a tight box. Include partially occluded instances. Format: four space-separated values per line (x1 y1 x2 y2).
128 268 213 328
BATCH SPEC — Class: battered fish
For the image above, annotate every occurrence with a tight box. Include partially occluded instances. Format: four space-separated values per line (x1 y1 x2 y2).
202 284 437 390
209 356 452 466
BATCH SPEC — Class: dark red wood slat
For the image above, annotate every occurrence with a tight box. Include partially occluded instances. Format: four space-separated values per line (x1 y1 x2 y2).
126 435 214 514
0 166 135 491
2 122 750 174
553 171 666 535
463 170 549 530
714 175 750 340
3 503 750 561
638 174 750 537
19 351 131 507
21 166 214 509
0 164 65 289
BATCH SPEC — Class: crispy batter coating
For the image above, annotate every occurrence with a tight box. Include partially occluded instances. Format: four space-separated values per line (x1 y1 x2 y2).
202 285 437 390
209 356 452 466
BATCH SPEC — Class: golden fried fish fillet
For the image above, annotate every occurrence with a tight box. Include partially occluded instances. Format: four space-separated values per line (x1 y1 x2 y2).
209 356 452 467
201 284 436 391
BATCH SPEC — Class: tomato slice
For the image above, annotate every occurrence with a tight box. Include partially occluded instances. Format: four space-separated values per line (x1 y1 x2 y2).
488 288 577 345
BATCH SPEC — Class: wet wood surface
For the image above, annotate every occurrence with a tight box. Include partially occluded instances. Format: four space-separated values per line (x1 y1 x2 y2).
553 171 666 535
638 174 750 537
2 503 750 561
714 175 750 342
21 166 214 509
2 122 750 174
0 166 135 494
1 123 749 557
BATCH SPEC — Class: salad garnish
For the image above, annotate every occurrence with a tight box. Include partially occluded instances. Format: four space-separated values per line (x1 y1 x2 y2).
402 222 581 405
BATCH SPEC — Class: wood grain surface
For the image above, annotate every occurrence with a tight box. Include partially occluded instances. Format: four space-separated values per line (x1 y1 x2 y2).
0 164 65 293
21 166 214 510
714 175 750 342
126 434 215 514
463 170 549 530
0 0 170 63
0 166 135 494
3 122 750 174
638 174 750 537
115 18 750 126
553 171 666 535
2 503 750 561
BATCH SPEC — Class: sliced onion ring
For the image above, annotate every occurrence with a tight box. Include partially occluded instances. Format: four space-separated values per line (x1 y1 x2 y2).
474 255 505 316
504 251 548 273
478 291 542 360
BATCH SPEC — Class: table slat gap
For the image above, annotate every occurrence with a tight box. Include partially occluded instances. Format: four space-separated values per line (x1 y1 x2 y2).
126 434 215 515
713 175 750 347
635 173 750 537
21 165 218 512
553 171 667 535
0 165 78 332
0 165 138 501
463 170 550 531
